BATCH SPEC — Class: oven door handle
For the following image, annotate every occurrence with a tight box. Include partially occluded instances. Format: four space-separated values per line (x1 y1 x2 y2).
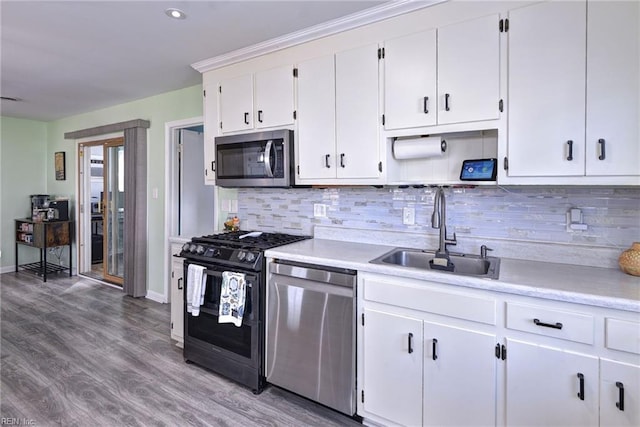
203 269 253 287
264 140 274 178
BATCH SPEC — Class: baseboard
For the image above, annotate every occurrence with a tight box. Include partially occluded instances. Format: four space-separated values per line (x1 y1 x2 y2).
0 265 16 274
1 265 78 275
146 290 167 304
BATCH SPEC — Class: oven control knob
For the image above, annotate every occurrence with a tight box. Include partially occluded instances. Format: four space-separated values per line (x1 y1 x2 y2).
189 244 197 253
182 243 190 252
237 251 246 261
212 249 221 257
196 245 205 255
245 252 256 263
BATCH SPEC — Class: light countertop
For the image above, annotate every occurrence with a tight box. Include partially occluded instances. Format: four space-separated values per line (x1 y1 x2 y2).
265 238 640 313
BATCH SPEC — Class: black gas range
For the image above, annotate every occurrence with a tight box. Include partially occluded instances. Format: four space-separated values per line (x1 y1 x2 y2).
180 230 310 393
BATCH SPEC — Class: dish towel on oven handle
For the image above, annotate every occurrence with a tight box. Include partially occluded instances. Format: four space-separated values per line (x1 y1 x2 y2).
219 271 246 327
186 264 206 316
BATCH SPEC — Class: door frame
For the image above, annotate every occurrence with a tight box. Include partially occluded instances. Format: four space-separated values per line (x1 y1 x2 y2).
76 135 124 285
163 116 206 304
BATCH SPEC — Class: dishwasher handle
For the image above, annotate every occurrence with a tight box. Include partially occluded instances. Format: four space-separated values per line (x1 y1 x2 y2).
270 260 356 288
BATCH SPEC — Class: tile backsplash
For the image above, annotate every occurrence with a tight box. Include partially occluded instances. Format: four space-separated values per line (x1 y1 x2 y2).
238 186 640 253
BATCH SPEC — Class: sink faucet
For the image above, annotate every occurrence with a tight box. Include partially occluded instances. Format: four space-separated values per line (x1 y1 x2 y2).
431 187 457 257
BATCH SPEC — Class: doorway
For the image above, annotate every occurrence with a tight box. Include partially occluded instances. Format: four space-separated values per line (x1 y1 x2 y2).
78 137 125 285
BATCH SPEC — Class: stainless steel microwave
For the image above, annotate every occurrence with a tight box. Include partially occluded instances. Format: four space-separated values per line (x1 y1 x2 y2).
215 129 295 188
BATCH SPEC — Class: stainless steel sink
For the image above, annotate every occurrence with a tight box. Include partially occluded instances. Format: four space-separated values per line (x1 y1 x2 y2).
370 248 500 279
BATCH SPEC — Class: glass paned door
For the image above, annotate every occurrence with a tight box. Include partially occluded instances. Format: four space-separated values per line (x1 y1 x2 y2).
104 141 125 284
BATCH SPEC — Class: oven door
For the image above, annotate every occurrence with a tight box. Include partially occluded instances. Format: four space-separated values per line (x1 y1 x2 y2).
183 261 259 361
215 130 292 187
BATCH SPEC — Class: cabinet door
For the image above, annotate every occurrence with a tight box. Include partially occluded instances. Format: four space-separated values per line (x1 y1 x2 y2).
255 65 295 129
384 29 437 129
423 322 496 426
219 74 253 133
335 43 380 179
170 259 184 343
586 1 640 176
363 309 423 427
505 339 598 426
203 84 216 184
601 359 640 427
507 1 586 177
437 14 500 125
296 54 337 180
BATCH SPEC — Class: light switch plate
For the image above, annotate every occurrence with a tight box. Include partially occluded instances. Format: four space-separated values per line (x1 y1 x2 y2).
314 204 327 218
403 207 415 225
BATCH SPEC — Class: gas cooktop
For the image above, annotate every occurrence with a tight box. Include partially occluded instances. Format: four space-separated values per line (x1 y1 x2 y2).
193 230 311 250
180 231 311 271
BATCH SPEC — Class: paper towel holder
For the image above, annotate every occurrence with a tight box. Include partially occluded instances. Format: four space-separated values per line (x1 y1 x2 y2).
393 137 447 153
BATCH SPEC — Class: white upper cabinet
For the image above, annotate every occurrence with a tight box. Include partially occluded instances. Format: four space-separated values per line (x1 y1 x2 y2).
203 84 217 184
585 0 640 176
296 43 381 184
384 29 437 130
506 0 639 181
296 54 336 180
219 73 254 133
335 43 380 179
254 66 296 129
383 14 500 131
437 13 501 125
507 1 587 177
218 65 294 134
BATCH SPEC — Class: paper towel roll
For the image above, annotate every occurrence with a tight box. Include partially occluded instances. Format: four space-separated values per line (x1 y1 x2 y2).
392 136 445 160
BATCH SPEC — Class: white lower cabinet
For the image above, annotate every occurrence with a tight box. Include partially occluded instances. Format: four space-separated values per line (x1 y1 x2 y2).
423 321 497 427
357 272 640 427
363 309 423 427
505 338 599 426
170 247 184 345
600 359 640 427
358 273 497 426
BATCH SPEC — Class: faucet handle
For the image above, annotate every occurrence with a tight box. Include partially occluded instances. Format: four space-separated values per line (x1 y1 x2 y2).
480 245 493 258
445 232 457 246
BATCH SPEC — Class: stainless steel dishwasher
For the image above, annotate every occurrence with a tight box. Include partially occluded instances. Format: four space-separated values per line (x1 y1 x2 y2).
266 259 356 416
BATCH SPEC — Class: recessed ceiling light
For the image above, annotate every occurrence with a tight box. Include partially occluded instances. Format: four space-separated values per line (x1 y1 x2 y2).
165 8 186 19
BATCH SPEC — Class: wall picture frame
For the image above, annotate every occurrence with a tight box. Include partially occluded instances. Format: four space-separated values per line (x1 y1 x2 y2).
55 151 66 180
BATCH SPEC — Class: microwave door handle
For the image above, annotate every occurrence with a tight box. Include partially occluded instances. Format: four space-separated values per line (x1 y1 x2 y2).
264 140 274 178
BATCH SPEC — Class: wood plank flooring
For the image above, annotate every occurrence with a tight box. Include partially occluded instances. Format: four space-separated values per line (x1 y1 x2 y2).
0 272 361 426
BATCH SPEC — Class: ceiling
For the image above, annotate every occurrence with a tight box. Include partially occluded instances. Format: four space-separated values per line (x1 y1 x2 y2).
1 0 386 122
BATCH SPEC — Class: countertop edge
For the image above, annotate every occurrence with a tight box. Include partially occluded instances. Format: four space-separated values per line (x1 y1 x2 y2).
265 240 640 314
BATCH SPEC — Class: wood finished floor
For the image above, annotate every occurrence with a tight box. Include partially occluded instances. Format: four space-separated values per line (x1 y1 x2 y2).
0 272 361 427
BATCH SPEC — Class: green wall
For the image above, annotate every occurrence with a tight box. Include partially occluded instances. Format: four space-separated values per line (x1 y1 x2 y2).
0 117 49 268
1 83 203 297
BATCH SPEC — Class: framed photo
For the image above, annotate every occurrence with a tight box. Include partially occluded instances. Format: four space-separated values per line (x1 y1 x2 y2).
55 151 66 180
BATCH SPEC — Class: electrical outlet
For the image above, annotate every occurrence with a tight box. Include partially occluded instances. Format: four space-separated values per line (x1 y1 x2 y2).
403 207 415 225
313 203 327 218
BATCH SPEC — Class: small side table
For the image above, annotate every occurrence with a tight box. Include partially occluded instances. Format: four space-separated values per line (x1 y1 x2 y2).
15 219 73 282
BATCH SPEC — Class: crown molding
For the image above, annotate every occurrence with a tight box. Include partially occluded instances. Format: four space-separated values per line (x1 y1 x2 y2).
191 0 445 73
